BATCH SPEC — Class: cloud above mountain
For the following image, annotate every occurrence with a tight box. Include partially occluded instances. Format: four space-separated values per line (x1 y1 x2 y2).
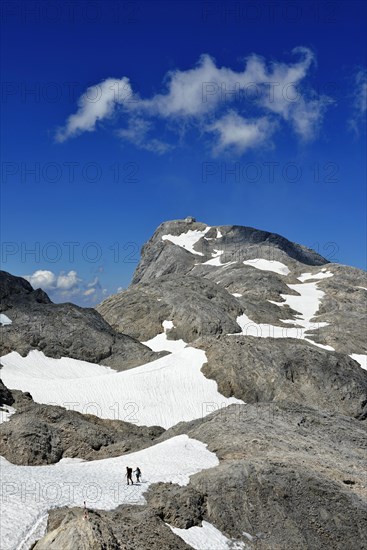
56 47 332 155
23 270 106 304
348 68 367 135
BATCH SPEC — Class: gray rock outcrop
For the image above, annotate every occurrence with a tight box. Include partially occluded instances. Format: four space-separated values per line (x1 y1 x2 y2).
199 335 367 419
0 389 164 465
0 270 161 370
34 402 367 550
97 275 243 342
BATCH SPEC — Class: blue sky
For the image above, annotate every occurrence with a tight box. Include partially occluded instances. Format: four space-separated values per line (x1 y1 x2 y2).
1 0 366 304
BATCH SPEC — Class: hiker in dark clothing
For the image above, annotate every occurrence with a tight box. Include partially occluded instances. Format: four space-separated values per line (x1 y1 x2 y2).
134 466 141 483
126 466 134 485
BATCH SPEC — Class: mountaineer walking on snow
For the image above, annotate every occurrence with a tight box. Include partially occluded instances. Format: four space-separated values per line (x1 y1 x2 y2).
134 466 141 483
126 466 134 485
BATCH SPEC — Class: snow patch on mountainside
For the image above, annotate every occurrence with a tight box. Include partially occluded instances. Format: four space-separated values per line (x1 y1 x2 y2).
298 270 333 282
169 520 248 549
279 282 329 329
143 320 187 353
243 259 290 276
235 312 333 350
202 256 236 267
0 435 218 550
236 274 334 351
0 314 12 326
162 228 211 256
0 405 16 424
350 354 367 371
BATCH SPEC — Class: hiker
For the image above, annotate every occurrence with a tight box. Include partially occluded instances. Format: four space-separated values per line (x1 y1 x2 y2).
126 466 134 485
134 466 141 483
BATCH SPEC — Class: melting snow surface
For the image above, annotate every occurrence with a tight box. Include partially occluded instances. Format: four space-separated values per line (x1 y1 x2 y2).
1 341 243 430
1 435 218 550
0 314 12 326
279 282 329 329
169 521 248 550
202 257 236 267
350 354 367 371
235 276 334 351
297 271 333 282
143 320 187 353
0 350 116 380
205 228 223 240
243 259 290 276
162 228 211 256
0 405 16 424
235 312 333 350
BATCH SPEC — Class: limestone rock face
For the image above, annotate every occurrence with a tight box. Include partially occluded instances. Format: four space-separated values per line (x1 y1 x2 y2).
199 335 367 419
0 270 161 370
32 508 124 550
32 505 191 550
131 219 329 286
0 390 164 465
97 275 243 342
158 402 367 549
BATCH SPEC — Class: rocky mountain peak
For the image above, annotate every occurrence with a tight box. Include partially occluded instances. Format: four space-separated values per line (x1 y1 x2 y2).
132 219 329 285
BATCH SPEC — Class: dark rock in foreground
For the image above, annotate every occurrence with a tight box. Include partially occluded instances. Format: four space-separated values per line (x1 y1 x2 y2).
32 505 191 550
0 389 164 465
34 402 367 550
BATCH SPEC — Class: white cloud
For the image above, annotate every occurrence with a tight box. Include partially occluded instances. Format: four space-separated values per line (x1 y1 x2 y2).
83 288 96 296
23 270 103 305
87 277 100 288
208 112 276 154
117 117 172 154
56 48 332 154
24 270 56 290
56 270 79 290
349 68 367 135
354 69 367 114
55 77 134 142
138 54 222 117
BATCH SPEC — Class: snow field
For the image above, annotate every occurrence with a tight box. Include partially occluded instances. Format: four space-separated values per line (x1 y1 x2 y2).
1 323 243 429
143 320 187 353
169 520 248 550
0 435 219 550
